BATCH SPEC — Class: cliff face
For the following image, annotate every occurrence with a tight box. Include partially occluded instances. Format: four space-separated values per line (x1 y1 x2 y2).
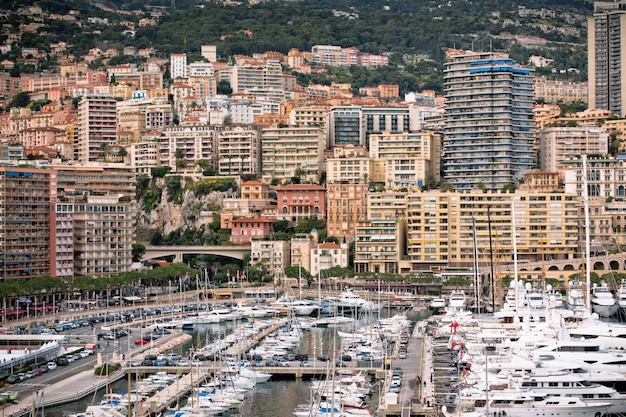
136 176 236 236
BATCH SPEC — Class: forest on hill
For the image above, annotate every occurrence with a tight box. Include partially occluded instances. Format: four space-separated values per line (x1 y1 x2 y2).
3 0 592 92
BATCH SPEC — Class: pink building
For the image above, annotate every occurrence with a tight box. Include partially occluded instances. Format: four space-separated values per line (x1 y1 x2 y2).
230 217 274 244
276 184 326 222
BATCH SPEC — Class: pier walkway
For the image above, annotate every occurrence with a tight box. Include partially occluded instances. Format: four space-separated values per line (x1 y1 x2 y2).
138 367 211 417
377 323 437 417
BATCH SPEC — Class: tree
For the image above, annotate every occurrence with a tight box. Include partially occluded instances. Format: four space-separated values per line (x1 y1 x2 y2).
501 183 516 193
99 142 111 161
174 148 184 159
7 91 31 109
217 80 232 95
132 243 146 262
117 147 128 160
222 115 233 126
292 167 307 184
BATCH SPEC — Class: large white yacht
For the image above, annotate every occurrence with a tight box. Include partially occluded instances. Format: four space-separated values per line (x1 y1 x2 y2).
590 281 618 317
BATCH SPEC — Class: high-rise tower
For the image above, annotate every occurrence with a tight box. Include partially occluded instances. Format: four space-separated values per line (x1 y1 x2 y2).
443 50 535 191
589 1 626 116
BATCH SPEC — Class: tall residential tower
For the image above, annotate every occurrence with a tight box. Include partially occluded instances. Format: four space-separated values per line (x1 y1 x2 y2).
442 50 535 191
588 1 626 117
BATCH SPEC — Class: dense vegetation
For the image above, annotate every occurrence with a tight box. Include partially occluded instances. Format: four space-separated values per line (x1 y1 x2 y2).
1 0 591 91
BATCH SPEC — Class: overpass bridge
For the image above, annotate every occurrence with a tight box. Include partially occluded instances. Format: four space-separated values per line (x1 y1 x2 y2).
142 244 250 262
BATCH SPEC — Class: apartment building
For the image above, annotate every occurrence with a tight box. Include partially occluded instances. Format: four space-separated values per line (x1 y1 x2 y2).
170 53 187 79
72 196 133 277
354 219 406 274
327 105 414 148
588 1 626 116
354 190 408 274
230 61 285 100
131 137 160 176
218 126 261 176
162 125 220 172
55 164 135 277
326 182 367 241
250 240 290 281
534 76 588 104
563 156 626 249
405 190 578 273
0 167 55 280
539 126 609 174
443 50 535 191
326 145 371 184
369 131 441 189
310 242 349 276
291 233 318 273
77 95 117 163
261 126 324 184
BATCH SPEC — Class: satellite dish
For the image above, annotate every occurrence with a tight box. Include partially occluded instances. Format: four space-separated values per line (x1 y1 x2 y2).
546 284 553 292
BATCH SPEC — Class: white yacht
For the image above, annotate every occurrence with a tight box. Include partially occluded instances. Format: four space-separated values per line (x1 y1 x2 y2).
566 281 588 317
504 368 626 414
448 290 467 310
429 298 446 310
454 386 611 417
590 281 618 317
617 279 626 314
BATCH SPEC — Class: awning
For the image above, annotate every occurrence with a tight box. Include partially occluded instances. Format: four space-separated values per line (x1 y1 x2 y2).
122 296 142 302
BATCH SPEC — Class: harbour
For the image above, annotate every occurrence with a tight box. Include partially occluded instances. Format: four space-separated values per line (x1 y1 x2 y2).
1 299 431 417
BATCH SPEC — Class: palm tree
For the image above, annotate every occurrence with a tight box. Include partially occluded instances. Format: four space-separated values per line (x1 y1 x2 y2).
99 142 111 161
292 167 307 184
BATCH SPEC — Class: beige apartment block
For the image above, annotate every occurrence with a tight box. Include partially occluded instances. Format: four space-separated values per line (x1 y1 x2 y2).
250 240 291 281
326 145 371 184
369 130 441 189
218 126 261 176
261 126 324 184
539 126 609 175
163 124 220 173
405 190 578 273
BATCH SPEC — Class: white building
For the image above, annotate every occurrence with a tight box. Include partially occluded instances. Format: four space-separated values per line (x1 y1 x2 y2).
201 45 217 62
250 240 291 281
310 242 349 276
170 53 188 79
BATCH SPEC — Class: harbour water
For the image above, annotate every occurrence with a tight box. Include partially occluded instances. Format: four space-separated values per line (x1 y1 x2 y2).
42 307 427 417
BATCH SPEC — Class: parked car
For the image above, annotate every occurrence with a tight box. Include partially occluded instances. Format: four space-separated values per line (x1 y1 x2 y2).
264 360 279 367
128 360 141 367
47 361 57 371
32 369 43 377
56 357 69 366
6 375 19 384
317 355 330 362
176 360 190 367
299 361 312 367
278 360 290 367
294 354 308 361
134 339 149 345
24 371 35 379
341 354 352 362
398 350 407 359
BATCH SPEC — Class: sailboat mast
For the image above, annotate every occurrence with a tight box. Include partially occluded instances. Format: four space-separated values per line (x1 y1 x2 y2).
582 154 592 312
472 217 480 314
512 197 519 311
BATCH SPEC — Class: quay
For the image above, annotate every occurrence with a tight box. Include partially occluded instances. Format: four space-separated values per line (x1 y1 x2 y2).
376 325 438 417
